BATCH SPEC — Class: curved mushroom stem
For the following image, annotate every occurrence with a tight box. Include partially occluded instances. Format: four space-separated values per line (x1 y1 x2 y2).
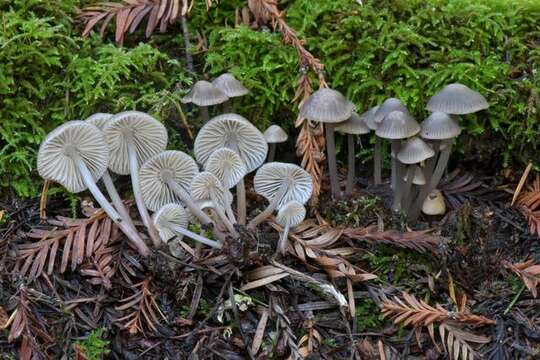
101 171 135 230
200 106 210 122
391 140 403 212
126 139 161 247
170 224 222 249
247 186 287 230
401 166 415 215
345 134 355 196
423 141 440 187
374 137 382 185
75 158 150 256
326 124 340 199
277 224 290 255
268 143 277 162
236 178 247 225
225 201 237 224
209 192 239 238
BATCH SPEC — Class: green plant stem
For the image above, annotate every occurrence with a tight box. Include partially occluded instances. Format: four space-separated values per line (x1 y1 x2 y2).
504 284 525 315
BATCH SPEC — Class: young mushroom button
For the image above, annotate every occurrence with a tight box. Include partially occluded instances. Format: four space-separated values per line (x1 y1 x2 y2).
276 201 306 255
182 80 229 122
263 125 288 162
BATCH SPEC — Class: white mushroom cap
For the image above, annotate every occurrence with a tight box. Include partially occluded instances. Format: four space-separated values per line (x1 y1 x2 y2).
205 148 247 189
181 80 229 106
194 113 268 172
85 113 113 130
421 189 446 215
397 137 435 164
427 83 489 114
403 165 426 185
104 111 168 175
139 150 199 211
335 112 370 135
375 111 420 140
276 201 306 228
299 88 354 123
212 73 249 98
190 172 231 208
373 98 408 124
254 162 313 209
152 203 189 243
420 112 462 140
263 125 288 144
37 121 109 193
362 106 380 130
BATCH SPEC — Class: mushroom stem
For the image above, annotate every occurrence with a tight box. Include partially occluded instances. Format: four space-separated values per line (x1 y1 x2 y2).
401 166 415 214
345 134 355 196
170 224 222 249
325 124 340 199
200 106 210 122
126 138 161 247
225 201 237 224
268 143 277 162
391 140 403 212
247 185 287 230
101 171 135 229
75 157 150 256
374 137 382 185
209 192 239 238
423 141 440 186
277 224 290 255
236 178 247 225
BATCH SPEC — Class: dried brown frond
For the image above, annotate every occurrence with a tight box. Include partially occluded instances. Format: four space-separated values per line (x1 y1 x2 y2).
437 322 490 360
115 277 167 335
503 260 540 298
272 300 301 360
515 173 540 238
439 169 485 210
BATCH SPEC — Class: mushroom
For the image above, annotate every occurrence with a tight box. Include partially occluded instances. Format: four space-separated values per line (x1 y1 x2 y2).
181 80 229 122
421 190 446 216
426 83 489 115
275 201 306 255
212 73 249 112
248 162 312 230
263 125 288 162
104 111 167 247
396 137 434 213
362 106 383 185
299 88 353 199
37 121 150 256
401 165 426 211
153 203 222 249
205 147 247 189
335 112 370 195
194 113 268 225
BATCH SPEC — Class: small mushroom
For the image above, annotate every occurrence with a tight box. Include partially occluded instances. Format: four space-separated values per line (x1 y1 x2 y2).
421 189 446 216
335 112 370 195
263 125 288 162
194 113 268 225
372 98 409 125
37 121 150 256
426 83 488 115
104 111 167 247
248 162 312 230
299 88 353 199
362 106 383 185
181 80 229 122
275 201 306 255
153 203 222 249
205 147 247 189
212 73 249 111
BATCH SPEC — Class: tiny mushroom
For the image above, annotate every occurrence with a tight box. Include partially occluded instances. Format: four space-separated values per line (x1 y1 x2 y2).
212 73 249 111
362 105 383 185
275 201 306 255
421 189 446 216
37 121 150 256
205 147 247 189
335 112 370 195
299 88 354 199
181 80 229 122
263 124 288 162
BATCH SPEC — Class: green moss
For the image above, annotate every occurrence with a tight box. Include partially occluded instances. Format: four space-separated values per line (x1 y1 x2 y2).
355 298 385 332
75 328 110 360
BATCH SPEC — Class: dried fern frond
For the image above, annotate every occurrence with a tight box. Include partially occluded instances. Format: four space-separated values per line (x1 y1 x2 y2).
514 174 540 239
503 260 540 298
438 322 490 360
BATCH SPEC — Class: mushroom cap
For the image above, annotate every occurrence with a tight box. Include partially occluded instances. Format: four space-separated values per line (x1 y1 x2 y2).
212 73 249 98
263 125 288 143
299 88 354 123
194 113 268 173
205 148 247 189
403 165 426 185
426 83 489 114
362 106 380 130
397 137 435 164
181 80 229 106
375 111 420 139
153 203 190 243
190 171 231 208
421 189 446 215
37 121 109 193
254 162 313 209
373 98 408 124
104 111 168 175
139 150 199 211
335 112 370 135
85 113 113 130
276 201 306 228
420 112 462 140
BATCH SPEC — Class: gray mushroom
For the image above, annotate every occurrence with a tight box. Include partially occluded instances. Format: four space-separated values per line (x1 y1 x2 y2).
362 106 383 185
275 201 306 255
263 125 288 162
205 147 247 189
212 73 249 112
181 80 229 121
299 88 353 199
37 121 150 256
426 83 489 115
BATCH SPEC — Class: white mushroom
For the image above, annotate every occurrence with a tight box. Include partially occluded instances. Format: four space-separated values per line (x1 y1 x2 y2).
263 125 288 162
181 80 229 121
275 201 306 255
212 73 249 112
205 148 247 189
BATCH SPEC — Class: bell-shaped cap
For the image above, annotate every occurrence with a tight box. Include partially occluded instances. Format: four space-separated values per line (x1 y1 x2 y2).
190 172 231 208
153 203 189 243
37 121 109 193
205 148 247 189
335 112 370 135
376 111 420 139
421 189 446 215
254 162 313 209
362 106 380 130
427 83 488 114
263 125 288 144
181 80 229 107
276 201 306 228
104 111 167 175
299 88 354 123
403 165 426 185
85 113 112 130
420 112 462 140
373 98 408 124
194 113 268 172
212 73 249 98
397 137 435 164
139 150 199 211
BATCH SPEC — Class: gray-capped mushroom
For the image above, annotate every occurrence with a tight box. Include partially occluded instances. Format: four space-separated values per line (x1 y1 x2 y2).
212 73 249 112
299 88 353 199
372 98 409 125
37 121 150 256
275 201 306 255
182 80 229 121
426 83 489 115
263 125 288 162
362 105 383 185
205 147 247 189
